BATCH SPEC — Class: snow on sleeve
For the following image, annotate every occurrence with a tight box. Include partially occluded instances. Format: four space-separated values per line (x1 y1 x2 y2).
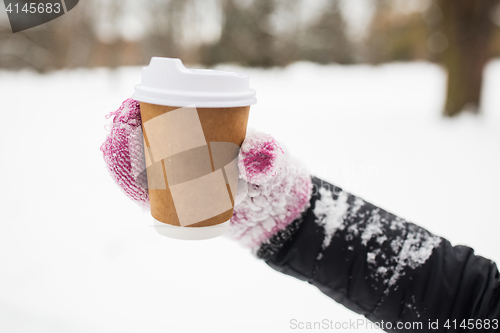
361 209 384 246
384 223 442 291
313 187 350 250
312 187 442 295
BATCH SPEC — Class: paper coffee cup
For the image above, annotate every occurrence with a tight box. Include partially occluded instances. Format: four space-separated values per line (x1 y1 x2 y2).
132 57 256 240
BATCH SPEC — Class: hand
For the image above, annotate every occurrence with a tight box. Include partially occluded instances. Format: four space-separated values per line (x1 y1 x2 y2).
101 98 312 250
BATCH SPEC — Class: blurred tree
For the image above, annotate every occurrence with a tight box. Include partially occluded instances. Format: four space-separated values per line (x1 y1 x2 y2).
203 0 351 67
202 0 278 67
87 0 143 68
434 0 500 116
365 0 429 64
0 0 99 71
366 0 500 117
0 0 145 71
142 0 188 60
298 0 352 64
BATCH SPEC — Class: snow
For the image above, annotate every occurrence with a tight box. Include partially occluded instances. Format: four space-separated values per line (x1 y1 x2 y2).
312 185 441 293
360 210 384 246
229 155 311 249
386 227 442 289
2 60 500 332
313 187 350 250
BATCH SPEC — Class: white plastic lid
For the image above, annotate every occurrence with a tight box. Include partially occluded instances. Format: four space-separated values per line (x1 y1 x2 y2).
133 57 257 108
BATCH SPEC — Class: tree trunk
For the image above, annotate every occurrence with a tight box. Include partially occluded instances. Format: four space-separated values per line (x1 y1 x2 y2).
438 0 497 117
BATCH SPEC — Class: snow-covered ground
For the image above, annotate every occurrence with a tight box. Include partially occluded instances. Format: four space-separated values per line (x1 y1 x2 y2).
1 60 500 332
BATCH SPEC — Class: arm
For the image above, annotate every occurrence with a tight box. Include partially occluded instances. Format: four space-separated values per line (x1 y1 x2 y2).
102 99 500 332
230 131 500 332
254 176 500 331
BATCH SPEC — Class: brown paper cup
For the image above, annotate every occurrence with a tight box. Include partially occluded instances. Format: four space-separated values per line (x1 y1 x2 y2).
140 102 250 237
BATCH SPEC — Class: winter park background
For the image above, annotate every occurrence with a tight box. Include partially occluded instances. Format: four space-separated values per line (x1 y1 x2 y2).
2 1 500 332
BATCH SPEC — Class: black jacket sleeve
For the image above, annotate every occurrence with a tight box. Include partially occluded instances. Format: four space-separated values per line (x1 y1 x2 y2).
257 177 500 332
